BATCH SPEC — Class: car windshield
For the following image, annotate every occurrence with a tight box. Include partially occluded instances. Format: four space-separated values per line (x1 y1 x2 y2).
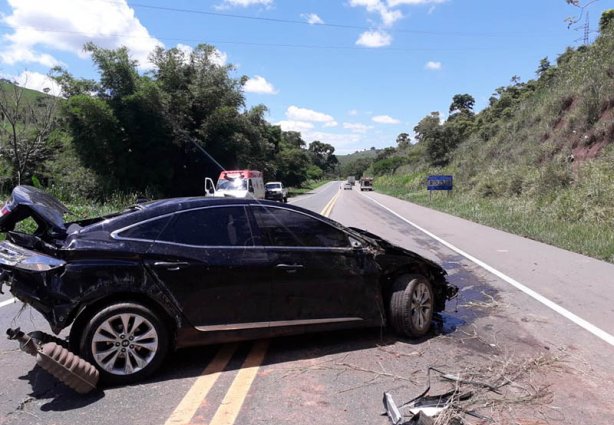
217 178 247 191
266 183 281 189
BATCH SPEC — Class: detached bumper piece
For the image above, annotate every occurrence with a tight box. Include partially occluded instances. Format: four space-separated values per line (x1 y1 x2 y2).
7 327 99 394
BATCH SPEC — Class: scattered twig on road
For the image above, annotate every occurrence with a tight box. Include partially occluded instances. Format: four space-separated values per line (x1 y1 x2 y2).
460 291 503 310
385 352 563 424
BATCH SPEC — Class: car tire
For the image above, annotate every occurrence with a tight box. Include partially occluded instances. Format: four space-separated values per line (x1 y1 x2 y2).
77 302 169 385
389 274 434 338
283 197 288 203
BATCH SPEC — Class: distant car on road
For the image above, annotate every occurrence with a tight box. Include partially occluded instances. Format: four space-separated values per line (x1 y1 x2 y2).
0 186 457 386
265 181 288 202
343 181 353 190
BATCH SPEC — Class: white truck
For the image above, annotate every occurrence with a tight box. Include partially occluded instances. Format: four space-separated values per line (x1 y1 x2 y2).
359 177 374 191
264 181 288 203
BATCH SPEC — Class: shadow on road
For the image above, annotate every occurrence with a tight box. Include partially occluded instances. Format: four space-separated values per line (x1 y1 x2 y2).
18 366 104 411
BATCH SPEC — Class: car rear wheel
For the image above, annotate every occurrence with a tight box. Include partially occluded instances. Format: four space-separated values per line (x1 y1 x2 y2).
78 302 169 385
389 274 434 338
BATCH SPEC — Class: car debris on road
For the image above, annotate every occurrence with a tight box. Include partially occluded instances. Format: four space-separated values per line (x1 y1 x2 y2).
7 327 99 394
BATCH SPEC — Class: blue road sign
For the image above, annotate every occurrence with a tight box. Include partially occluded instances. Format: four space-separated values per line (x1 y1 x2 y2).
427 175 453 191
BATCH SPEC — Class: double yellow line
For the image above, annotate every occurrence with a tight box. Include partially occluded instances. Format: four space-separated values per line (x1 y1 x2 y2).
320 189 341 218
165 190 342 425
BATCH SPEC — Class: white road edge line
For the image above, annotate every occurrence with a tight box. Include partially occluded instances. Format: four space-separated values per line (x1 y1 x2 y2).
365 194 614 347
0 298 17 308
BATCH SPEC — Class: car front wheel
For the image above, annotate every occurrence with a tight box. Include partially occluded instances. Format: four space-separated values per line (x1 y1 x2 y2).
78 302 169 385
389 274 434 338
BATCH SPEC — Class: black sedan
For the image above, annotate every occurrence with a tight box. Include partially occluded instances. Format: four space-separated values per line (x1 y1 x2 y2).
0 186 457 385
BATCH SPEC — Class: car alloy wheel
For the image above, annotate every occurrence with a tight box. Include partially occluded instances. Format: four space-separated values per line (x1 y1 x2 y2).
79 303 169 385
408 280 432 332
91 312 159 375
389 274 434 338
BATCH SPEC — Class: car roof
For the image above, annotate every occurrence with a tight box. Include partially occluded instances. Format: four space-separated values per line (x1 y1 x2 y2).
81 196 341 234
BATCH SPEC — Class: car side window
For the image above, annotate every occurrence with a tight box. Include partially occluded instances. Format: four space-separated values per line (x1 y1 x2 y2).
117 216 171 241
157 206 253 247
252 206 350 248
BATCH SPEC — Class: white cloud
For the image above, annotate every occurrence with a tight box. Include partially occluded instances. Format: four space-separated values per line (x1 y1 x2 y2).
176 43 193 59
349 0 403 27
387 0 447 6
323 121 338 128
276 120 314 132
425 61 442 70
0 48 61 68
301 13 324 25
9 71 62 96
343 122 373 133
211 50 228 67
286 105 336 125
302 131 363 149
348 109 359 116
244 75 278 94
356 31 392 48
1 0 163 68
372 115 401 124
218 0 273 8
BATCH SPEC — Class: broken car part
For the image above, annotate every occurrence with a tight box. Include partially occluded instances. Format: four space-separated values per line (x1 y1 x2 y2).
7 327 99 393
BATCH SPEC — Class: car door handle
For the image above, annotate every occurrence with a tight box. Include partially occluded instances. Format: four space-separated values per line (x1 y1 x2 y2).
153 261 190 271
275 263 304 273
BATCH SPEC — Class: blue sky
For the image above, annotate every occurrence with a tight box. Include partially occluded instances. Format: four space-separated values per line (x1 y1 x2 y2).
1 0 612 154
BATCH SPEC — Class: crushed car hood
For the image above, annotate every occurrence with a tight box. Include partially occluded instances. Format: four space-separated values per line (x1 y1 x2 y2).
348 226 446 275
0 185 70 234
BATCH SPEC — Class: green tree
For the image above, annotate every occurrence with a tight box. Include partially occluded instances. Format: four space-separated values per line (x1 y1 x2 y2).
599 9 614 31
449 94 475 116
56 43 273 197
413 112 441 144
536 57 551 78
371 157 405 175
375 147 396 161
308 140 338 173
396 132 410 149
343 157 374 179
276 148 311 187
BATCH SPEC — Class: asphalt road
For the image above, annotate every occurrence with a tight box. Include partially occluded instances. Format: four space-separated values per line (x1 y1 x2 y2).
1 182 613 424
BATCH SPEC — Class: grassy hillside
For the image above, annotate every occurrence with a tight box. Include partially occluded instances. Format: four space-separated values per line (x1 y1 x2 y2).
373 12 614 263
0 79 52 102
336 148 378 167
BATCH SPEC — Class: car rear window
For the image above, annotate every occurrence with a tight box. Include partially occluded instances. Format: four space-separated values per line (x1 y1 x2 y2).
157 206 253 247
117 216 171 241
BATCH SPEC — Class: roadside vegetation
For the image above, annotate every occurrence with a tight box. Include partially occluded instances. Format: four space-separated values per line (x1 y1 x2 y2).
288 179 330 197
341 10 614 263
0 44 338 202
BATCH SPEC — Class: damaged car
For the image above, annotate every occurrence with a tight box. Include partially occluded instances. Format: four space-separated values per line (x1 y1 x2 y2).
0 185 457 386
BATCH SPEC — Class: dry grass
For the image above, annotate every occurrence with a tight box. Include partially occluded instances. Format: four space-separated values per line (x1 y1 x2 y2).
424 353 563 424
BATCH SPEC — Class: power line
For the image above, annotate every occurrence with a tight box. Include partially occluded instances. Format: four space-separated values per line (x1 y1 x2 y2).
0 24 535 53
112 0 555 38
